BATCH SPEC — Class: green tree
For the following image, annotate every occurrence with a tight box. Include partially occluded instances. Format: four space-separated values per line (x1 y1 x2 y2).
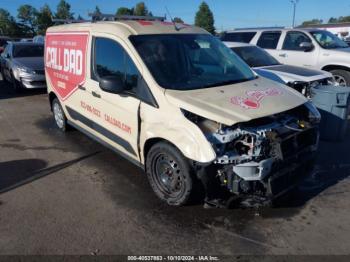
0 8 22 37
55 0 74 19
116 7 133 16
301 18 323 26
17 5 38 35
92 5 102 20
77 14 84 20
195 2 215 34
36 4 53 35
328 17 338 23
133 2 148 16
338 16 350 23
173 17 184 23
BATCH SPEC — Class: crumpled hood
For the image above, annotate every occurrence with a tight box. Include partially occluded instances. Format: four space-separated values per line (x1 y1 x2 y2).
255 65 331 83
13 57 44 71
165 77 307 126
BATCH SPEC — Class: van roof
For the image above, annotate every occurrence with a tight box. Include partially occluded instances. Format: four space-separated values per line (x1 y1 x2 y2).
47 20 208 36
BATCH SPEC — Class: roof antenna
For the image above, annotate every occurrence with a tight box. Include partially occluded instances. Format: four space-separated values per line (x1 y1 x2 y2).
165 6 179 31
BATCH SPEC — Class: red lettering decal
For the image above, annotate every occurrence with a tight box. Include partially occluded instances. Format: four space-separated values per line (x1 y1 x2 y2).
45 32 89 101
104 114 132 134
231 88 283 110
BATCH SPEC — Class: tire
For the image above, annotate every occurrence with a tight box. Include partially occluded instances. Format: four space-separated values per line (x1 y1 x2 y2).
52 98 68 132
330 69 350 87
11 72 22 93
1 68 7 82
146 142 195 206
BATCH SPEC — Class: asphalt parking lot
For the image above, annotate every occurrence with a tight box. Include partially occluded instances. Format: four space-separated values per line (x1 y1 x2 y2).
0 78 350 256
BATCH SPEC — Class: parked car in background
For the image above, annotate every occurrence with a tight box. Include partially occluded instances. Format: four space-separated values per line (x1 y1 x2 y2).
221 28 350 86
0 36 11 54
344 36 350 46
224 42 335 96
0 42 46 91
33 35 45 44
20 38 33 42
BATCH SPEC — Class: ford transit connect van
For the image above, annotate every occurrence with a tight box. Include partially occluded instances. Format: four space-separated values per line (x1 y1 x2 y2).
45 17 320 207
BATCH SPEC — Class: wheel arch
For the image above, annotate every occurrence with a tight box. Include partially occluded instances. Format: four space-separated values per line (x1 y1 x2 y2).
143 135 215 168
322 64 350 72
143 138 176 165
49 92 58 111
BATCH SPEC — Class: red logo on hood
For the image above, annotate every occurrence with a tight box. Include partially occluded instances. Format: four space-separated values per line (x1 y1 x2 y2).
45 32 89 101
230 88 283 109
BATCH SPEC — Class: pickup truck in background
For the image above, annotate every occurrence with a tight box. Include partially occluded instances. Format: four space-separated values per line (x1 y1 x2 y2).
221 28 350 86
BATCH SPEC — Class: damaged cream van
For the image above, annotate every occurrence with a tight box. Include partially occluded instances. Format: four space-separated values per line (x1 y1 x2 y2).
45 17 320 207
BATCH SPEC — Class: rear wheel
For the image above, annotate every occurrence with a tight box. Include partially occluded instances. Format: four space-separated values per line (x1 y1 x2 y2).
52 98 68 132
146 142 195 206
330 69 350 87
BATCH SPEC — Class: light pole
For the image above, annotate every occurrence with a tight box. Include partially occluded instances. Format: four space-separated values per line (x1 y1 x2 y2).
291 0 299 27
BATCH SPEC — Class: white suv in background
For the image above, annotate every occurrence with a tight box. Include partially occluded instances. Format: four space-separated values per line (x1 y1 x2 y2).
221 28 350 86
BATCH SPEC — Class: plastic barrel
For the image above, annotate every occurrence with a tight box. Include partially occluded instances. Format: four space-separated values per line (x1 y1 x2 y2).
310 85 350 142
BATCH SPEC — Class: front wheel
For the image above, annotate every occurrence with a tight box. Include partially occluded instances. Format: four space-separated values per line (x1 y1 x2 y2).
330 69 350 87
11 72 22 93
52 98 68 132
1 67 8 82
146 142 195 206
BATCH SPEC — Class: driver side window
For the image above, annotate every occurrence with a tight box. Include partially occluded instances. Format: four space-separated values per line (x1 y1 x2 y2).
92 37 157 107
283 31 312 51
93 37 139 93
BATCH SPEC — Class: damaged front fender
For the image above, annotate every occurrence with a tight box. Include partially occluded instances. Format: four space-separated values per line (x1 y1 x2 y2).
140 106 216 164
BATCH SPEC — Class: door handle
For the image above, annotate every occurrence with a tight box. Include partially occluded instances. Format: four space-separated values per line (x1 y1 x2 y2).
279 53 287 58
78 85 86 91
92 91 101 98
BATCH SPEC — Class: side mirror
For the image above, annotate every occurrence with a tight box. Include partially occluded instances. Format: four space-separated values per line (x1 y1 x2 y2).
99 75 126 94
299 42 314 52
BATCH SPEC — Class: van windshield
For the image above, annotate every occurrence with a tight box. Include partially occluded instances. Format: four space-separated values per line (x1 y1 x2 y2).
130 34 256 90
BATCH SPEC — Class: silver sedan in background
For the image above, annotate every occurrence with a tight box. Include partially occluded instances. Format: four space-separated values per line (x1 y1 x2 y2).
0 42 46 92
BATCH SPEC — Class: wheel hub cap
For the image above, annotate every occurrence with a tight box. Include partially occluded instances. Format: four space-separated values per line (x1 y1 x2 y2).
53 103 64 129
334 75 347 87
155 155 182 194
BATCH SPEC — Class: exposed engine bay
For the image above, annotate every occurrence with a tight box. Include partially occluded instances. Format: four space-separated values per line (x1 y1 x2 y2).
183 103 320 200
287 77 334 98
